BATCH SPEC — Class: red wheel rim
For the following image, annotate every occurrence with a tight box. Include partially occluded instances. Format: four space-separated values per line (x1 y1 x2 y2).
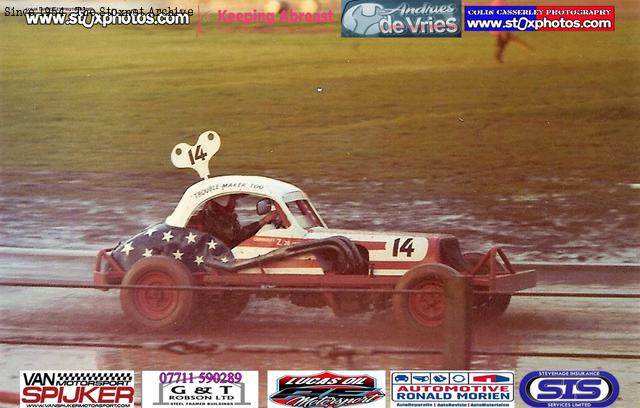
133 271 178 320
408 280 445 327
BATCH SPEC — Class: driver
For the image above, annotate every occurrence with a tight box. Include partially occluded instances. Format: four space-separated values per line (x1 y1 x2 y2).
202 194 278 248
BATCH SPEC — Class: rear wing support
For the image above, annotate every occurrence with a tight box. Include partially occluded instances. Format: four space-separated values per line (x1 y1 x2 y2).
469 247 536 292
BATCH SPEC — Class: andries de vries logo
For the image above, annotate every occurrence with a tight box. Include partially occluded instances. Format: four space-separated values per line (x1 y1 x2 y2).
341 0 461 37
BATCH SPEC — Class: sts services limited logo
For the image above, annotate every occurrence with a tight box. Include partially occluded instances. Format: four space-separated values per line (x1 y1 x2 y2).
341 0 461 37
519 371 620 408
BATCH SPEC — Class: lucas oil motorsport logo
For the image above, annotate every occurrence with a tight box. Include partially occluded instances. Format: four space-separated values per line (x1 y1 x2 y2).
141 371 259 408
390 371 514 408
268 371 386 408
341 0 461 37
519 371 620 408
20 371 134 408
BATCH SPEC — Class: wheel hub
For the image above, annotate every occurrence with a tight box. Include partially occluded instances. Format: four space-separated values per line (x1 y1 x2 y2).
408 280 445 327
133 271 178 320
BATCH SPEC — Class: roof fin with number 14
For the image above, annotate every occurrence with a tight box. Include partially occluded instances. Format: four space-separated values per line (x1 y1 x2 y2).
170 130 220 180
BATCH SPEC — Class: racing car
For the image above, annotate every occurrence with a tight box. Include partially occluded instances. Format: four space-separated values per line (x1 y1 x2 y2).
94 131 536 331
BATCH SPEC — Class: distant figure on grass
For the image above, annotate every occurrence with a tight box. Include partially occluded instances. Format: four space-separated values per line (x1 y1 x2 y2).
492 0 533 63
265 0 292 15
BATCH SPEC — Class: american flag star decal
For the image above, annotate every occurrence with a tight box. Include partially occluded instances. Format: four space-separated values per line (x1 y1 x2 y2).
111 223 233 272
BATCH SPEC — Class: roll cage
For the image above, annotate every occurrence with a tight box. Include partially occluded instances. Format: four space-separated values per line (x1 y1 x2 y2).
165 175 327 237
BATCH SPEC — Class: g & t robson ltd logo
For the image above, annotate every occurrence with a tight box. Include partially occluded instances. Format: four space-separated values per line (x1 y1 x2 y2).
141 371 259 408
342 3 385 35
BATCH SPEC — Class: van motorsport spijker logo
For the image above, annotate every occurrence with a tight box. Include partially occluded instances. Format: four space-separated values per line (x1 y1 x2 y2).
341 1 461 37
390 371 514 408
268 371 386 408
20 371 135 408
519 371 620 408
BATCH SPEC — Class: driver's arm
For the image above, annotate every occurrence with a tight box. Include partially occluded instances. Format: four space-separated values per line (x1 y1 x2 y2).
234 212 277 245
235 221 261 244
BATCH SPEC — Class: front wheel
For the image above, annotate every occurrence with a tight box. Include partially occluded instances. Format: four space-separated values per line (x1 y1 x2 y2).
120 256 195 331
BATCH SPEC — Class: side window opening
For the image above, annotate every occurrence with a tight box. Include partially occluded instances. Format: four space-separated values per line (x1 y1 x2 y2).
187 194 262 230
231 195 264 225
186 194 290 234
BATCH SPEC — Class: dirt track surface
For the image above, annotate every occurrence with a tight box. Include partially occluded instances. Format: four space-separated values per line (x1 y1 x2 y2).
1 252 639 407
1 170 639 264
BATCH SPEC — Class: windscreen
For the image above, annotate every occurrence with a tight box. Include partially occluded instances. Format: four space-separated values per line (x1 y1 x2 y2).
286 200 324 229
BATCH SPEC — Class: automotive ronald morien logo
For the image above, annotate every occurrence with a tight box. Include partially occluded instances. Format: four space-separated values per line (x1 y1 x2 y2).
341 0 461 37
390 371 514 408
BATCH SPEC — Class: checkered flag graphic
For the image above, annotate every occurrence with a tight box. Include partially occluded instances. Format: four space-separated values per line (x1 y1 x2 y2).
58 372 133 382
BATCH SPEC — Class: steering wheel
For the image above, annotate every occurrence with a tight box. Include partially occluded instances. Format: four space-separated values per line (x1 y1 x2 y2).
272 212 283 228
259 210 283 228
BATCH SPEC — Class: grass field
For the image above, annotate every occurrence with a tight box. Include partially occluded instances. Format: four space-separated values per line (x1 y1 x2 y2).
0 8 638 196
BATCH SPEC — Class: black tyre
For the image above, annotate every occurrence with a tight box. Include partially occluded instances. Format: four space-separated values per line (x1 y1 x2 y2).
393 264 459 332
197 290 250 322
120 256 195 331
464 252 512 320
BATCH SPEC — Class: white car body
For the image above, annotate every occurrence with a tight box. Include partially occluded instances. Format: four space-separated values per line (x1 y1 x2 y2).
165 175 452 277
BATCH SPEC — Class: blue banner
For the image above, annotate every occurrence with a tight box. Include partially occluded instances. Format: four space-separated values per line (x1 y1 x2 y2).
465 6 537 31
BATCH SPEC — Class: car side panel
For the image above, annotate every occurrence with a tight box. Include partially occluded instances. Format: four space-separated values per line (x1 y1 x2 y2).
234 230 431 276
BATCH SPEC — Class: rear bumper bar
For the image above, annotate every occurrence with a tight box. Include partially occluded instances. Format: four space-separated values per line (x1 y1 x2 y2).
473 269 536 292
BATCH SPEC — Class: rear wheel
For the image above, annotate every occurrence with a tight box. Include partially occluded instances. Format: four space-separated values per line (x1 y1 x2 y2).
120 256 195 331
464 252 511 320
393 264 458 331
